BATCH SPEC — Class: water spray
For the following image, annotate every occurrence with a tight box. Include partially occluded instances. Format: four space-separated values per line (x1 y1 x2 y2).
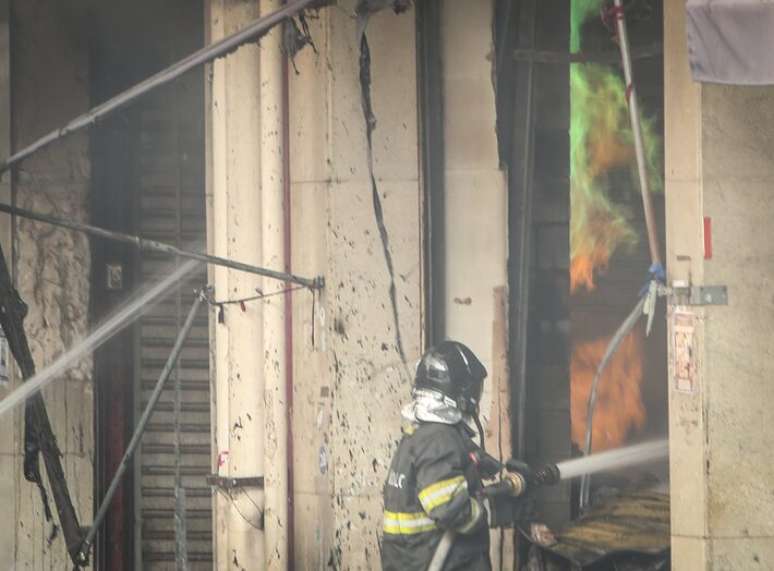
428 439 669 571
484 438 668 497
0 259 202 420
544 438 668 482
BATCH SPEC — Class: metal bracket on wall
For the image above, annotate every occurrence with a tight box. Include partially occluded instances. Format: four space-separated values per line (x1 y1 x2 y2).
669 285 728 306
206 475 265 489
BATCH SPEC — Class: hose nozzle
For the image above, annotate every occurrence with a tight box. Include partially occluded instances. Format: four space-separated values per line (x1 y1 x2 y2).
532 464 560 487
503 471 527 497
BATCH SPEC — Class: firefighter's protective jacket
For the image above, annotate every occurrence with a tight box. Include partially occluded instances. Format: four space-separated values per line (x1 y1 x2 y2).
381 420 490 571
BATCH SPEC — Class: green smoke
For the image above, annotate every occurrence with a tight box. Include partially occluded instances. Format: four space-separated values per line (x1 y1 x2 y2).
571 0 603 53
569 0 662 291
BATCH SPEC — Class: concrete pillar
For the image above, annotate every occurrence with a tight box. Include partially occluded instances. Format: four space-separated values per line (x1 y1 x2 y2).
287 1 422 567
259 0 289 567
665 2 774 568
207 0 266 567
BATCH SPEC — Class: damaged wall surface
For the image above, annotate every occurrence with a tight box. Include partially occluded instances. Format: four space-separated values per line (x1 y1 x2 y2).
207 0 422 568
287 2 422 568
0 0 93 567
207 0 516 568
210 2 421 569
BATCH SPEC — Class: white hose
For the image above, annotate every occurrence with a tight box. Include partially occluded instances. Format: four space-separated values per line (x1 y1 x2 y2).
427 530 455 571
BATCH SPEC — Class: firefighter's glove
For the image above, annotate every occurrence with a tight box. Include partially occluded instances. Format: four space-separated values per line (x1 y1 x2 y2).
467 450 503 480
505 459 535 483
508 459 541 492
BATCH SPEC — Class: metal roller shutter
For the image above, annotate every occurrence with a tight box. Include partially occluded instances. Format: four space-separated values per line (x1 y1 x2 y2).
133 73 211 568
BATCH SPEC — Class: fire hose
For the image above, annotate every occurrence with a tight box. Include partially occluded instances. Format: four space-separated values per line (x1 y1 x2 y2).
428 439 668 570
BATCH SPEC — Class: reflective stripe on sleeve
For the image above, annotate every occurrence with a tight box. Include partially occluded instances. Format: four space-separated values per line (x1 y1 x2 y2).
418 475 467 512
383 510 438 535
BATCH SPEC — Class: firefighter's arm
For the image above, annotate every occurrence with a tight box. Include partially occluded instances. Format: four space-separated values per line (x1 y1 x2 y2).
414 434 485 534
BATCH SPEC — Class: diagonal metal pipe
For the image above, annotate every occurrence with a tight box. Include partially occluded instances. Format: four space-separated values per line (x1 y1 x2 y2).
77 292 204 565
0 202 322 289
578 295 646 511
611 0 662 267
0 0 322 174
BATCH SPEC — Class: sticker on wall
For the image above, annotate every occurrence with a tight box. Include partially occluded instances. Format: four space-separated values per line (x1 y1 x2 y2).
672 310 696 393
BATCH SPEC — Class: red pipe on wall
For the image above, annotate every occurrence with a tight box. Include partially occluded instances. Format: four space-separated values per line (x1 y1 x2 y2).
281 44 296 570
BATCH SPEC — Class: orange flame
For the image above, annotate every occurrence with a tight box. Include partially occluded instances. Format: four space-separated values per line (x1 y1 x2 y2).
570 64 640 293
570 206 634 292
570 329 646 453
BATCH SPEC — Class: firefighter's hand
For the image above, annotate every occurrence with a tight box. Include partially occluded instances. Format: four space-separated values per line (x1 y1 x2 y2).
505 459 535 484
472 450 503 480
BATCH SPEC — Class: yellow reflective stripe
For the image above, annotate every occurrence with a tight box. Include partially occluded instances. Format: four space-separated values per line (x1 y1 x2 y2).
456 498 482 534
418 475 467 512
383 510 437 535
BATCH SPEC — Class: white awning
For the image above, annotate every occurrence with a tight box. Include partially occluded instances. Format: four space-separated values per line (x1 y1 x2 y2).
686 0 774 85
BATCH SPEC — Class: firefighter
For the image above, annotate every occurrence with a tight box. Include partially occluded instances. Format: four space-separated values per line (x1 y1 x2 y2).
381 340 530 571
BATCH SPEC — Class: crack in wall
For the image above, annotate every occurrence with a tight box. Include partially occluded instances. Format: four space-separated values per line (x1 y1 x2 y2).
357 29 407 366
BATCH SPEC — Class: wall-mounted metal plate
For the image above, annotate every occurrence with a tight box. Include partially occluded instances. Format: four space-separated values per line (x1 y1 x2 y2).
670 285 728 306
206 475 264 490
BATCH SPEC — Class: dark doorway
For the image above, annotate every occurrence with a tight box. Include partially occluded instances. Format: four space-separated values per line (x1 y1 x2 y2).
497 0 667 531
90 2 209 568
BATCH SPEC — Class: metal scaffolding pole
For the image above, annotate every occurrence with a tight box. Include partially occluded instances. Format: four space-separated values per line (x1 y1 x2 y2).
77 292 204 565
611 0 662 268
0 0 322 174
0 202 322 289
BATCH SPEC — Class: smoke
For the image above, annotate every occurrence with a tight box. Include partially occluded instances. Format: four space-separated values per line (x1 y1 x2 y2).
569 2 662 292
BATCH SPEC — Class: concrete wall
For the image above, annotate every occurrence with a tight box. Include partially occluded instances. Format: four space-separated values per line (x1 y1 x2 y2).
287 1 510 567
665 1 774 568
0 0 93 567
287 3 422 568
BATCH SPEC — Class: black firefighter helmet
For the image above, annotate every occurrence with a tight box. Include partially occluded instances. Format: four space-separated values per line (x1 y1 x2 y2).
414 340 487 414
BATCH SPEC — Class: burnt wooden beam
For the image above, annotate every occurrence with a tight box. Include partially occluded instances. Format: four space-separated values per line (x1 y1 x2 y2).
0 242 85 566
